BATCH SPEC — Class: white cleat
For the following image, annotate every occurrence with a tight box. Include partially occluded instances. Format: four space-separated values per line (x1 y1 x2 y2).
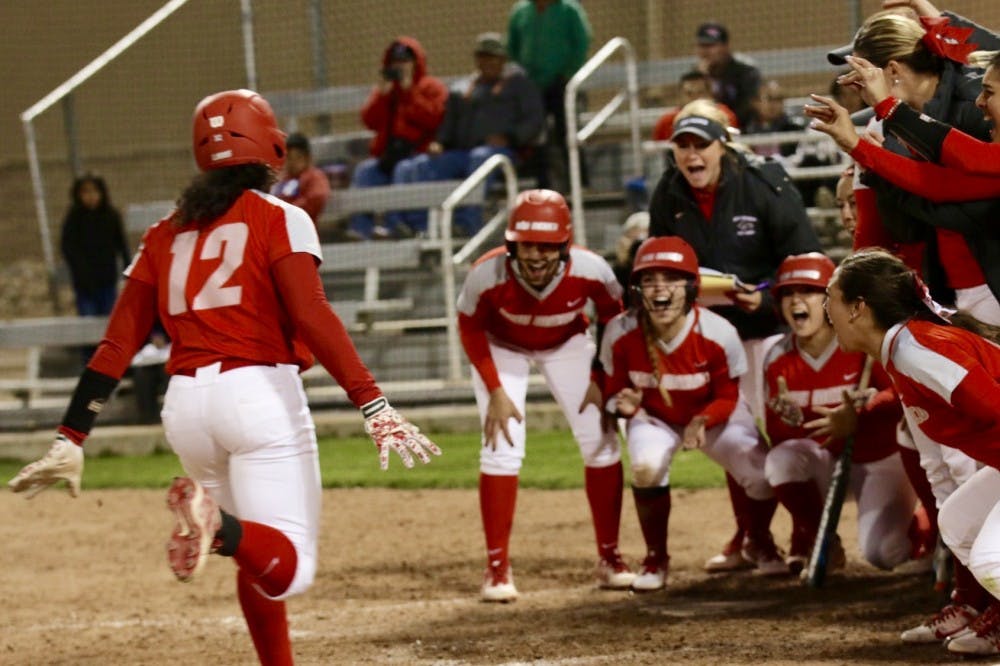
481 565 518 603
900 603 978 644
166 477 221 582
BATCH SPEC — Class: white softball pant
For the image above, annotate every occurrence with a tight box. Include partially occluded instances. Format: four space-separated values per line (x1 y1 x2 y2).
161 362 321 600
626 398 772 500
938 466 1000 599
741 334 785 422
764 439 916 570
900 414 979 509
472 333 621 475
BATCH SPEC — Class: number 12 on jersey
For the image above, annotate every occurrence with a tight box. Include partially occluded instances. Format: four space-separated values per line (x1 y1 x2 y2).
168 223 248 315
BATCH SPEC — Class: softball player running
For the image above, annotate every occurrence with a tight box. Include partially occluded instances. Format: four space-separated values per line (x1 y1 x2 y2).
8 89 440 665
762 252 920 575
827 249 1000 655
457 189 632 602
600 236 785 592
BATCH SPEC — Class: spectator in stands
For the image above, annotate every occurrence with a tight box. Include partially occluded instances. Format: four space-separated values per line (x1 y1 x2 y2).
404 32 545 237
271 132 331 225
652 70 739 142
349 36 448 239
648 99 822 576
694 21 762 127
743 80 805 159
60 172 130 321
507 0 591 192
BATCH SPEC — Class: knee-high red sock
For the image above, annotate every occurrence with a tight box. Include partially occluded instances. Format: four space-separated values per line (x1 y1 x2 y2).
772 481 824 557
953 560 991 612
898 445 939 553
232 521 298 598
237 568 293 666
724 472 748 551
585 462 624 560
479 473 518 571
632 485 671 566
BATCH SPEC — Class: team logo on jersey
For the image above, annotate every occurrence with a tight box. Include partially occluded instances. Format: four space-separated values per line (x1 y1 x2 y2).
733 215 758 237
905 405 930 426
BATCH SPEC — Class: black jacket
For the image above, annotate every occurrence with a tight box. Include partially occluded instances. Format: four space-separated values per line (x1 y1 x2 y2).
60 207 130 294
649 150 821 340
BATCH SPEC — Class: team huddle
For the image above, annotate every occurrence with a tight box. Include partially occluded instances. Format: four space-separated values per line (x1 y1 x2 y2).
8 2 1000 665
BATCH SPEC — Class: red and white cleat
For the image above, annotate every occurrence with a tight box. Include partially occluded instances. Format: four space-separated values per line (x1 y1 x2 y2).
165 477 221 583
596 551 636 590
481 565 518 603
899 603 978 644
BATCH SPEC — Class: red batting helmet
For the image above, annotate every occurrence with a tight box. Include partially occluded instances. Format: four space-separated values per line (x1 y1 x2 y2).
192 89 286 172
630 236 700 283
505 189 573 245
774 252 836 297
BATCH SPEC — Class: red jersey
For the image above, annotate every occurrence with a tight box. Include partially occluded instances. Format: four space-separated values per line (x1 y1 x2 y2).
600 305 746 429
763 334 900 462
882 319 1000 468
125 189 322 375
457 245 623 392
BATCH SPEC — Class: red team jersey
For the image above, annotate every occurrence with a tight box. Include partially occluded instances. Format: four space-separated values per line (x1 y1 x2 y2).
457 245 624 391
125 190 322 375
763 335 900 463
600 306 746 429
882 320 1000 468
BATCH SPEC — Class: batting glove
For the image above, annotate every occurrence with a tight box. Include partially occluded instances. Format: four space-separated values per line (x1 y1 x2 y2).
362 398 442 471
8 435 84 498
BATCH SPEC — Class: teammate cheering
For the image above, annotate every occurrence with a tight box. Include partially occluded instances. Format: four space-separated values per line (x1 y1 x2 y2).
600 236 785 592
762 252 924 575
457 189 632 602
8 89 440 665
826 249 1000 656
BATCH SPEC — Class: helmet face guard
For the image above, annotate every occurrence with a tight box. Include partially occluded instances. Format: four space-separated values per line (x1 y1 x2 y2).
774 252 836 298
192 89 286 172
505 189 572 250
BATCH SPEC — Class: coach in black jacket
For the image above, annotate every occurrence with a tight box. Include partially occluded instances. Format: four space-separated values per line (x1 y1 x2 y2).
648 113 822 341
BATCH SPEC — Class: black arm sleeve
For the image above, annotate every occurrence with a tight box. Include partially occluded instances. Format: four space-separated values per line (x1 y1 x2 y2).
61 367 120 435
883 104 953 164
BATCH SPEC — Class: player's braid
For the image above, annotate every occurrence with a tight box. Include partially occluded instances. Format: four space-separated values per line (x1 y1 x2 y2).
639 310 672 407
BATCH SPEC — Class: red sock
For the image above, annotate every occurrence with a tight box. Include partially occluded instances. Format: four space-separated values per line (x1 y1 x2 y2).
631 485 671 566
479 473 518 571
953 560 991 612
724 472 749 549
233 521 298 598
237 568 293 666
898 445 939 546
585 462 624 560
772 481 824 556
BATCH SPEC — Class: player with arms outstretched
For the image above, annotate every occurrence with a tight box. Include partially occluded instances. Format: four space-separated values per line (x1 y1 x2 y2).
457 189 632 601
8 89 440 665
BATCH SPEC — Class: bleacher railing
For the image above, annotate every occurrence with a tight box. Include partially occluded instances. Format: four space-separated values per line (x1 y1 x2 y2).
566 37 641 247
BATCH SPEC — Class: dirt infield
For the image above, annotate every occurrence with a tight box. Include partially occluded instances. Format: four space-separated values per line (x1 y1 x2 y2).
2 486 965 665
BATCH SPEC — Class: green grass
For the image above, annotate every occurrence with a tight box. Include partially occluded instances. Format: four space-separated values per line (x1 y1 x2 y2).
0 430 726 491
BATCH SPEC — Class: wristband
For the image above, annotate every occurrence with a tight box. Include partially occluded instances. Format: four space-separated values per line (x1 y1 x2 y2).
61 367 120 436
360 396 388 419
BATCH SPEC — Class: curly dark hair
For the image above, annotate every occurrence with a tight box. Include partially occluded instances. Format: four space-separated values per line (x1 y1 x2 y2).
173 164 274 227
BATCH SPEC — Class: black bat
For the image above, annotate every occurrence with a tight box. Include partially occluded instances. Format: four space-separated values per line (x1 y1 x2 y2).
804 355 874 588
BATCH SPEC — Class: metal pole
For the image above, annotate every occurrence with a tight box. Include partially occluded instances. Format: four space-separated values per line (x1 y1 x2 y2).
62 94 82 177
849 0 862 36
308 0 330 133
22 119 62 313
240 0 259 90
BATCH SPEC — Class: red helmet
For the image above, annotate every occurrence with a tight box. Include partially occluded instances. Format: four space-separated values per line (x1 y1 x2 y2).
630 236 700 284
774 252 836 296
192 89 286 172
505 189 572 245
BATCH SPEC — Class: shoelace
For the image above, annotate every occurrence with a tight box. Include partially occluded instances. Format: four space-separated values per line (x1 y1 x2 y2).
970 605 1000 638
931 604 970 628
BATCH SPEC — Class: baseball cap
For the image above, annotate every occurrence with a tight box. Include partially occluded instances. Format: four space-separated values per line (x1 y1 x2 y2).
474 32 506 57
670 115 727 143
827 43 853 66
696 22 729 45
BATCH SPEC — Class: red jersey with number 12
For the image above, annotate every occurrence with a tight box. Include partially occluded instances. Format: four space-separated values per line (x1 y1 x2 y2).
125 189 322 374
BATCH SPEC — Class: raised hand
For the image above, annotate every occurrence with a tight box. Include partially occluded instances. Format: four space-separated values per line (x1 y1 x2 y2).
8 435 84 498
837 55 894 107
363 400 442 471
767 375 805 427
804 94 862 153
